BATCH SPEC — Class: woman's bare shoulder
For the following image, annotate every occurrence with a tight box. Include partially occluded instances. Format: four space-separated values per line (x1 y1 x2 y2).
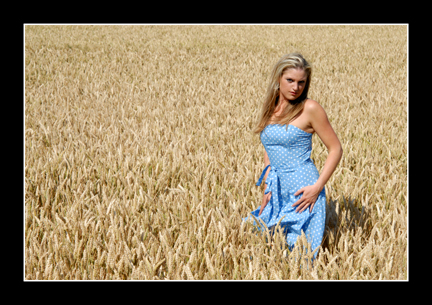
304 99 327 117
304 98 323 110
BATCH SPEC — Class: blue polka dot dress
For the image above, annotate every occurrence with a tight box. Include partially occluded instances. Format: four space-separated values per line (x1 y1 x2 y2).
244 124 326 260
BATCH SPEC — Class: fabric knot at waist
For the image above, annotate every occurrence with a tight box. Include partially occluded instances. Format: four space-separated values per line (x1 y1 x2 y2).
255 164 295 195
256 160 312 194
254 161 315 229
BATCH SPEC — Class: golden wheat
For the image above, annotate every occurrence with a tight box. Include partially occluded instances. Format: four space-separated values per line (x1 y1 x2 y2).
25 24 407 280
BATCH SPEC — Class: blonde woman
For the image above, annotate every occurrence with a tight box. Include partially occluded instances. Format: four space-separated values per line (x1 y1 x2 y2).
244 53 343 260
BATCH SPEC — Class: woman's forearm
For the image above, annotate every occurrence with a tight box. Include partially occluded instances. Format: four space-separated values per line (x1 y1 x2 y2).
315 145 343 191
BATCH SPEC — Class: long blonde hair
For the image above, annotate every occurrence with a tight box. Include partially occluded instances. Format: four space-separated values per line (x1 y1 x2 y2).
254 53 312 134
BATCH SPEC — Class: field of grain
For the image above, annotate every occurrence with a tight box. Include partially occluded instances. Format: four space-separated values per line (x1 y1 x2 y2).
24 24 408 280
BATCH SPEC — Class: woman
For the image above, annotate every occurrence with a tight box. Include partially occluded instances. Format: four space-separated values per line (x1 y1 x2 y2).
244 53 343 260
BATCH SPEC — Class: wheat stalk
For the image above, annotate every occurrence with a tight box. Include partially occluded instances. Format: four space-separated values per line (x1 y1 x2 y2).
25 24 407 280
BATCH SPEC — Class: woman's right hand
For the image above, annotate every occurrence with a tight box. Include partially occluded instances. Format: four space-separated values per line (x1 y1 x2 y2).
258 192 271 216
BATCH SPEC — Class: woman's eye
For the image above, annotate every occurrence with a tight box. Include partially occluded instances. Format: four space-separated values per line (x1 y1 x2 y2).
286 79 305 84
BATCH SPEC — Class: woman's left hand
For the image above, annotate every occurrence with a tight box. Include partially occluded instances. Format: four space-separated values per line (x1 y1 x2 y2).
292 184 323 213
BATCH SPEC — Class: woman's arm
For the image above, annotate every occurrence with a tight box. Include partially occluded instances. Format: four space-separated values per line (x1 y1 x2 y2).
292 100 343 213
310 100 343 191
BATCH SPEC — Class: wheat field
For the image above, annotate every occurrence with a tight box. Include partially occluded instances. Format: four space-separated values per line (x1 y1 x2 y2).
24 24 408 280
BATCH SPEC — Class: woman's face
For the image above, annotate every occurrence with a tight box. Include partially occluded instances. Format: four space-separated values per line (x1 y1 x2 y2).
279 68 307 101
